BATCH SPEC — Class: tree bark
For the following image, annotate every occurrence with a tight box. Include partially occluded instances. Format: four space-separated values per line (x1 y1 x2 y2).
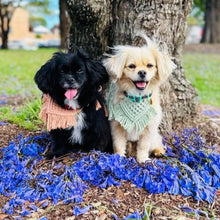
59 0 70 49
66 0 198 133
1 31 8 49
201 0 220 43
0 1 15 49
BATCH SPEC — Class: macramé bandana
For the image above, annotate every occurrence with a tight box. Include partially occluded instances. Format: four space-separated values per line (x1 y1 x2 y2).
39 94 103 131
107 83 157 133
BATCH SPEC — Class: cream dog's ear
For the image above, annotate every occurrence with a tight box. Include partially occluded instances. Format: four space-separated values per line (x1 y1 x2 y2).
103 46 128 80
154 49 176 83
139 33 176 83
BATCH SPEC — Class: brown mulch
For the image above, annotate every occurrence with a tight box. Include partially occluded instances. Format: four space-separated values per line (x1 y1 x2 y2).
183 43 220 54
0 104 219 219
173 105 220 153
0 124 41 151
26 182 219 220
0 94 26 107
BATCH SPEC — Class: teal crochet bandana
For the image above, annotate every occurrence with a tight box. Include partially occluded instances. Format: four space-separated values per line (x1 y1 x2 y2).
107 83 157 133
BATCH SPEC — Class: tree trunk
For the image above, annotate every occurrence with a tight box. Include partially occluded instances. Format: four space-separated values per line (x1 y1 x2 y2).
59 0 70 49
201 0 220 43
0 2 14 49
1 31 8 49
0 13 9 49
66 0 198 133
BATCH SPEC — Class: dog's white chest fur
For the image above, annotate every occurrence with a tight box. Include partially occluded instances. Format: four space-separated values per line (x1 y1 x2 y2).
69 111 86 144
65 99 86 144
64 99 80 110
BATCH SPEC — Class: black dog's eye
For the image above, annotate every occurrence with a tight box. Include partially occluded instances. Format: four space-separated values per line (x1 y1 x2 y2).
61 65 69 73
128 64 136 69
147 63 153 68
76 68 83 74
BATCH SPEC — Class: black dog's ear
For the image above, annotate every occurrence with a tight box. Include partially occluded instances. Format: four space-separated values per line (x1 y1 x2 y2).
69 46 109 87
85 59 109 87
71 46 90 60
74 48 109 86
34 56 57 93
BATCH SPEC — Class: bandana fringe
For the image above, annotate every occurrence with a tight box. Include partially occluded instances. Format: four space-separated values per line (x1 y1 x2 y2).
107 83 157 133
39 94 81 131
39 94 106 131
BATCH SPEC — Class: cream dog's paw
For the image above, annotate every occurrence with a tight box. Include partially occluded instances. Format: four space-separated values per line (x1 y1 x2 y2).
136 150 151 163
152 144 166 157
114 148 126 157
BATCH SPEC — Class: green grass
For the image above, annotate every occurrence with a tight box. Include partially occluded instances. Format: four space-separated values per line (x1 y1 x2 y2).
0 48 57 130
0 97 43 130
0 48 57 95
183 53 220 108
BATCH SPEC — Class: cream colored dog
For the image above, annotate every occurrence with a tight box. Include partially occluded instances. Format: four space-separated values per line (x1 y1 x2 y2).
103 36 176 163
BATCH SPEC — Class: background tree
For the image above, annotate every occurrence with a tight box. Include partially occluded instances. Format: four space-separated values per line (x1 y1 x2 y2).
201 0 220 43
24 0 51 29
0 0 50 49
25 0 51 15
193 0 206 18
0 0 20 49
29 16 47 28
59 0 70 49
66 0 198 133
189 0 205 25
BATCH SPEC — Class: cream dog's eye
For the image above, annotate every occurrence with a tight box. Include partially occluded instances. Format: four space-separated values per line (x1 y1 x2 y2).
147 63 153 68
128 64 136 69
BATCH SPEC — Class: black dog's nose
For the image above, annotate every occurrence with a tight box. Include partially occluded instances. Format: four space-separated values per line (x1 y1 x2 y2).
138 70 146 79
68 77 75 84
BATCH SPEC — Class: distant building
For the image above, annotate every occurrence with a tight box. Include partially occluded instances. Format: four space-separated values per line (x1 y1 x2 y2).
0 7 60 49
51 24 60 35
9 7 35 41
185 25 203 44
33 25 50 35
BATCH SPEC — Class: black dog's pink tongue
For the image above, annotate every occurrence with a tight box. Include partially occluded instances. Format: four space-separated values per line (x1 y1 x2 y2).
65 89 77 100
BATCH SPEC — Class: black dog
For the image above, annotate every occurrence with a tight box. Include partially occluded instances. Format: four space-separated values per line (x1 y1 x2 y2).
34 48 112 157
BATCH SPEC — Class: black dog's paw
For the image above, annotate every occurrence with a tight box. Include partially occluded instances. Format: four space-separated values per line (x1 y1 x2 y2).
45 148 71 160
45 152 58 160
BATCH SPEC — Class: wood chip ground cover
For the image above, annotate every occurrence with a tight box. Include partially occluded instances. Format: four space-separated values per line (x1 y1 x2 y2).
0 108 219 219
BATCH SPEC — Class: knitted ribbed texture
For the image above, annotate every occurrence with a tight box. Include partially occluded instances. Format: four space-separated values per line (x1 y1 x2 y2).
107 83 157 133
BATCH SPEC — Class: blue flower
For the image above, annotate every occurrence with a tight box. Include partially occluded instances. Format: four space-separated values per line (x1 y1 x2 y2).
0 100 6 104
99 175 121 188
124 211 142 220
0 128 220 217
180 205 209 218
41 200 49 208
37 217 48 220
73 205 92 216
123 210 146 220
20 205 31 216
112 214 120 220
169 179 179 195
0 121 7 125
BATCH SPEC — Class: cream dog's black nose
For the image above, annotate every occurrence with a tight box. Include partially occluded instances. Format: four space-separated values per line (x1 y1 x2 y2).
138 70 146 79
